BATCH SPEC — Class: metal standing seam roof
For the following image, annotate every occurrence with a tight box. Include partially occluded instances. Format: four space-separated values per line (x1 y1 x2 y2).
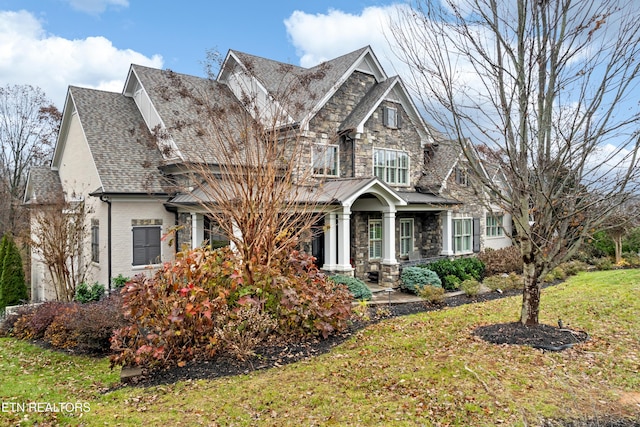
69 86 167 194
169 176 458 208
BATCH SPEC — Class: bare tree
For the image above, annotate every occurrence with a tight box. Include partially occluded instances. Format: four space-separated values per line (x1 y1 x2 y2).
28 197 91 302
0 85 60 236
391 0 640 324
157 60 332 285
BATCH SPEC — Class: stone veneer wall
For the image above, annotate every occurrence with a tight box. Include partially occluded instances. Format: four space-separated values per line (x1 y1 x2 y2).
351 211 442 286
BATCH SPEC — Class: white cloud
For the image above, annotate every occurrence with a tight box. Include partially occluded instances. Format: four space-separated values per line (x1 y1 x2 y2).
284 6 401 73
64 0 129 14
0 10 162 108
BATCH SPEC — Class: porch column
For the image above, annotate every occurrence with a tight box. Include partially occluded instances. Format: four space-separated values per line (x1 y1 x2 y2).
191 213 204 248
230 220 241 253
382 210 398 265
441 210 454 256
336 207 353 273
322 212 337 270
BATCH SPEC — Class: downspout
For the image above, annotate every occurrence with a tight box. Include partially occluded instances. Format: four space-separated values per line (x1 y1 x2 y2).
99 194 112 292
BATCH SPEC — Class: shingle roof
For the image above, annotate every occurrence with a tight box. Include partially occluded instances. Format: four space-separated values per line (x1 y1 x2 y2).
130 65 247 164
418 141 462 193
340 77 396 132
230 47 370 123
69 86 167 194
23 166 63 204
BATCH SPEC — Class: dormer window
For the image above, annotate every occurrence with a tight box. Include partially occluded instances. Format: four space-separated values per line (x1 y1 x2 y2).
382 106 401 129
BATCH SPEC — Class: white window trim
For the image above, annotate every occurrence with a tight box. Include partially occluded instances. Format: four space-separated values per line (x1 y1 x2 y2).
312 142 339 177
373 147 410 186
400 218 414 257
486 214 504 238
369 219 383 260
453 218 473 254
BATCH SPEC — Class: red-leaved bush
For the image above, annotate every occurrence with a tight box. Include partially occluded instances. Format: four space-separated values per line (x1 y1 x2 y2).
110 245 353 370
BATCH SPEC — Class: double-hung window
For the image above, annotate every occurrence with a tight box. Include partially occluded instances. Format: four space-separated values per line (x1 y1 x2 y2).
312 143 338 176
400 219 413 256
374 148 409 185
453 218 472 254
369 219 383 259
132 226 161 266
486 214 504 237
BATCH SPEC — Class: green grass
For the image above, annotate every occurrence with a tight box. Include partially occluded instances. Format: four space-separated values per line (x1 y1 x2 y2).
1 269 640 426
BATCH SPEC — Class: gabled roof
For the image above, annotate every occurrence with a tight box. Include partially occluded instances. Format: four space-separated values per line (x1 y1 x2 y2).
23 166 63 204
418 141 463 194
124 65 244 164
66 86 167 194
220 47 383 127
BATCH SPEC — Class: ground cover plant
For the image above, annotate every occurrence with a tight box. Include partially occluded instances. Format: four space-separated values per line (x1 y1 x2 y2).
0 269 638 426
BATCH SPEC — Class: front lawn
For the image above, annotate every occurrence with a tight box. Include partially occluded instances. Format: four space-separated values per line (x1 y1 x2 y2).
1 269 639 426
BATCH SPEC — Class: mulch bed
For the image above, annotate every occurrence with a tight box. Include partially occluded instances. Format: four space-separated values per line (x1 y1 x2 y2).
124 285 588 388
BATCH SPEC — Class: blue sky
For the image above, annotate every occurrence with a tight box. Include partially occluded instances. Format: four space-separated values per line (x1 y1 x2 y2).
0 0 404 107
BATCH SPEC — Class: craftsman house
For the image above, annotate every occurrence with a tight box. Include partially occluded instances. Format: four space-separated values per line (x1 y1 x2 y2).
24 46 511 301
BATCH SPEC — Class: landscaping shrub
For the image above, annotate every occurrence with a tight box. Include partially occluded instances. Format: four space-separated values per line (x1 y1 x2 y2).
419 257 484 291
478 246 523 276
110 245 353 370
482 273 523 291
543 266 567 283
560 260 590 276
111 274 130 290
215 301 277 361
12 301 73 340
43 305 80 349
0 305 34 337
329 275 372 301
593 257 613 271
419 285 445 304
455 257 485 281
444 274 461 290
460 279 481 297
0 234 28 312
400 266 442 294
75 282 106 303
622 253 640 268
62 295 126 354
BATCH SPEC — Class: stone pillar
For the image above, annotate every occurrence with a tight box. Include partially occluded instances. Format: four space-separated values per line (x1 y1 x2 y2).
441 210 454 256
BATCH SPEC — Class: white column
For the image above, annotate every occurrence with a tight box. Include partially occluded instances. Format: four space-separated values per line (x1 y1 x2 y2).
322 212 337 270
441 210 454 256
336 207 353 273
382 210 398 265
230 220 242 253
191 213 204 248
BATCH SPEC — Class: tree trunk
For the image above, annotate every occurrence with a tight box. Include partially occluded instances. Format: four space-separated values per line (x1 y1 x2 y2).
614 235 623 265
520 260 541 325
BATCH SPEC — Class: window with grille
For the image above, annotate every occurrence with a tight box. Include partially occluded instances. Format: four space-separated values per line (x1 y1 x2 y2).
373 148 409 185
369 219 383 259
400 219 413 256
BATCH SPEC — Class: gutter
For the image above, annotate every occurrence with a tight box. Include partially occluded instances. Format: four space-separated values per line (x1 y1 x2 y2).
98 194 112 292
